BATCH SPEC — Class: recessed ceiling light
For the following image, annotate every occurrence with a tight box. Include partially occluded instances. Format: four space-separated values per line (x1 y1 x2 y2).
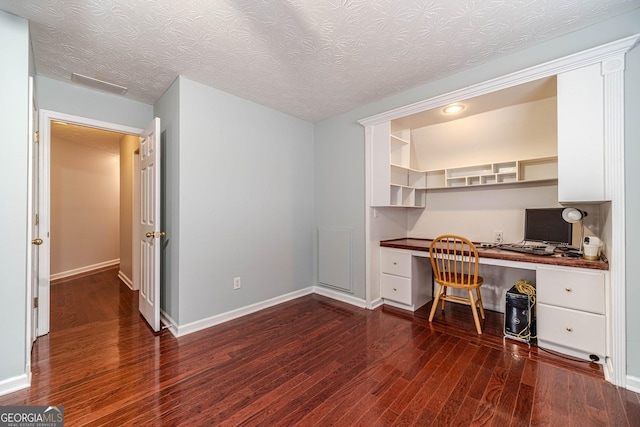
442 104 465 114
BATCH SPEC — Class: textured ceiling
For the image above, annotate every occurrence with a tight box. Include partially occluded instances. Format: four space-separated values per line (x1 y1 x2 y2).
2 0 639 122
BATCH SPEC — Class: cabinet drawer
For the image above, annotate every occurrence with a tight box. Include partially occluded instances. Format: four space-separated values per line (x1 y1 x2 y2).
381 249 411 277
537 303 605 356
537 267 605 314
381 274 411 305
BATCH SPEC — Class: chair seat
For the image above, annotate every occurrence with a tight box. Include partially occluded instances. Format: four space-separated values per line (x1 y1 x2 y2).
429 235 486 334
435 274 483 289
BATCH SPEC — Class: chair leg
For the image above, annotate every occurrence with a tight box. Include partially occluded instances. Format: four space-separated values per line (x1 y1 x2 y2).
476 288 485 319
429 284 443 322
468 289 482 334
441 287 447 310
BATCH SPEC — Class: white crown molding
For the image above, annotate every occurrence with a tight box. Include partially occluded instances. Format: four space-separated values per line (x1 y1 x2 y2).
359 34 640 127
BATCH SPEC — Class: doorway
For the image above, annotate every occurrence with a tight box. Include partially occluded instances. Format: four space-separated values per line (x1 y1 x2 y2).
48 121 134 331
36 110 145 337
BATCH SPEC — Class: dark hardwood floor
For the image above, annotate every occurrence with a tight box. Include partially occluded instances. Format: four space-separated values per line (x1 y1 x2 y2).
1 267 639 426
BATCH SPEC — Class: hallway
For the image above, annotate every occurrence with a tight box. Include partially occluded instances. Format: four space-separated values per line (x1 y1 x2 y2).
49 267 137 332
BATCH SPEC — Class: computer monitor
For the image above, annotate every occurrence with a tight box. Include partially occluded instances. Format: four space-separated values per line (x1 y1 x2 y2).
524 208 572 247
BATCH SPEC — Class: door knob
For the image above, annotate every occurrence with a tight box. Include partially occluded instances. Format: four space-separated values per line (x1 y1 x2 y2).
146 231 166 238
32 238 43 245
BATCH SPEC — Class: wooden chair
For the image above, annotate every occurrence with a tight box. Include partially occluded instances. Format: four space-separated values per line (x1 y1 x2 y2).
428 235 485 334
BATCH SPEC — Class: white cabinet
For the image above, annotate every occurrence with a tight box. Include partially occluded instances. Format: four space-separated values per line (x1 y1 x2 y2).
380 248 431 310
371 123 426 208
557 63 605 202
536 266 607 361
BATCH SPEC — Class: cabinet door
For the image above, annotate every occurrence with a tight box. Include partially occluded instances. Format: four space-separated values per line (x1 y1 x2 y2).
557 63 605 202
537 266 605 314
371 122 391 206
380 248 411 277
381 273 412 305
537 303 605 356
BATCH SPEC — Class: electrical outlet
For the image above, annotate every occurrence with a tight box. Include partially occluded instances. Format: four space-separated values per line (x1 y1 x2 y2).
233 277 241 290
494 231 504 244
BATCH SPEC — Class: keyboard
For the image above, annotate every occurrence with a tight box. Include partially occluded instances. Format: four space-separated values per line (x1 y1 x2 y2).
499 244 553 256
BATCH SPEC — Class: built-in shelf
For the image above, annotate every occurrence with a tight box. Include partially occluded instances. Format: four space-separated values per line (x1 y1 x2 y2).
372 121 559 207
423 157 558 189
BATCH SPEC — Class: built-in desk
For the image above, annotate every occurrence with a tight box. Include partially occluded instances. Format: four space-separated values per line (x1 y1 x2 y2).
379 238 610 364
380 238 609 271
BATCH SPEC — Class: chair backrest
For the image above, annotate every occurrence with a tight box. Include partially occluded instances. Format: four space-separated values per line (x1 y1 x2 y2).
429 235 480 287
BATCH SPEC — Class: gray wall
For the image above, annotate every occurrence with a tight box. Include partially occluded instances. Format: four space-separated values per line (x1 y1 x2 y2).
625 44 640 378
153 77 181 322
36 76 153 129
313 9 640 377
165 77 315 325
0 10 29 385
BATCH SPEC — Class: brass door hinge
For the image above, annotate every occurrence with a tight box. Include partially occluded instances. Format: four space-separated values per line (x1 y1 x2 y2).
34 131 39 143
34 297 38 308
35 213 39 226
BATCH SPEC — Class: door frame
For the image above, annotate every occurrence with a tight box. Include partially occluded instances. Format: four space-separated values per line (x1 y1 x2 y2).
36 110 142 336
25 76 36 380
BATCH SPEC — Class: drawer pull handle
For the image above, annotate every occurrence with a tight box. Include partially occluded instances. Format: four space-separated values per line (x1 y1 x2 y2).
565 288 572 292
393 288 397 291
566 327 573 332
393 262 397 265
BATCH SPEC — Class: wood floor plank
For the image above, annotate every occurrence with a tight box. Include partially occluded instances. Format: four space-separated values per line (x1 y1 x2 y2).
471 349 514 425
0 268 638 426
393 338 469 425
620 387 640 427
490 353 526 426
510 383 535 427
600 380 634 427
431 342 486 425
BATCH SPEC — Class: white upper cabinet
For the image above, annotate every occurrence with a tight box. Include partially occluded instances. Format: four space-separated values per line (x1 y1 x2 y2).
557 63 605 202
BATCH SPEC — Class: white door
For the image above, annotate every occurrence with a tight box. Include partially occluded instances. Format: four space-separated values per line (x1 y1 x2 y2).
138 117 162 332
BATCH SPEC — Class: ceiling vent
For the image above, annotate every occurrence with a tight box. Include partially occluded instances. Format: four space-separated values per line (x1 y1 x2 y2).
71 72 128 95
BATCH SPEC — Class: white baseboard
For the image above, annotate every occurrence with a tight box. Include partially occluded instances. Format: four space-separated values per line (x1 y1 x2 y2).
0 373 29 397
174 287 316 337
118 271 133 290
160 310 179 337
368 297 384 310
626 375 640 393
50 259 120 281
312 285 367 308
169 286 367 338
